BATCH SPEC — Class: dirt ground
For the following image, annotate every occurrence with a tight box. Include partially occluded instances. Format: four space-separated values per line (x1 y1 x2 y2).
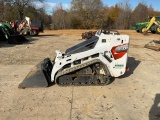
0 30 160 120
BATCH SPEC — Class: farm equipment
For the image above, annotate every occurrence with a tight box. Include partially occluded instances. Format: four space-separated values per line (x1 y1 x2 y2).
30 20 43 35
81 31 96 39
11 16 43 36
135 22 149 33
136 16 160 34
19 30 130 88
0 21 27 44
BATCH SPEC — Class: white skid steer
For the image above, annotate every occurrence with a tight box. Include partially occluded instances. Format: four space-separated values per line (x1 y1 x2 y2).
19 30 130 88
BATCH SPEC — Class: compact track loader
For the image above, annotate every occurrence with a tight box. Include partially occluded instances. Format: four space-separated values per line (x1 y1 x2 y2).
19 30 130 88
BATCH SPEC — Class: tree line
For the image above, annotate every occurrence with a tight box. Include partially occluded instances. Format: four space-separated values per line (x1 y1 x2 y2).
0 0 160 30
0 0 51 29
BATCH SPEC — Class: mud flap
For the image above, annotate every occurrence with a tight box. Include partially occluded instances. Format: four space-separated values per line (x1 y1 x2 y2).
18 58 53 89
8 35 28 44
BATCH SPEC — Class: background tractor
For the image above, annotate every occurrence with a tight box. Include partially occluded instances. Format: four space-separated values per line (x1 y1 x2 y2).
0 21 26 44
135 16 160 34
135 22 149 33
11 17 44 36
0 17 43 44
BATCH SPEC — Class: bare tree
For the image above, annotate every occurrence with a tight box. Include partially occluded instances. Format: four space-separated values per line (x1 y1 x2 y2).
131 2 148 23
4 0 44 20
52 3 67 29
116 0 132 29
0 0 4 20
71 0 104 29
108 5 120 29
97 6 109 29
3 2 19 21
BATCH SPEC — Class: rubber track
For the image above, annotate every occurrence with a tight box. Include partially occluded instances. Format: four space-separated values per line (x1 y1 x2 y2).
55 59 110 84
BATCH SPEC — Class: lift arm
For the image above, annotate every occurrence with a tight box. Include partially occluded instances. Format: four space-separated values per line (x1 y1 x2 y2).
142 17 156 32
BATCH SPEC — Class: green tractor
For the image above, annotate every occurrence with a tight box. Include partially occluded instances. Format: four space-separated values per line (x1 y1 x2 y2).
136 16 160 34
135 22 149 33
0 22 27 44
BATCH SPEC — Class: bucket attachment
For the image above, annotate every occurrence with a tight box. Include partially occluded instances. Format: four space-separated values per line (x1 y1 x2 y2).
18 58 53 89
8 35 28 44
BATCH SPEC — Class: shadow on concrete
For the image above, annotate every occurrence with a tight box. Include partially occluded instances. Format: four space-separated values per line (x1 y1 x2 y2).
119 56 141 78
149 94 160 120
0 36 37 47
0 34 60 48
33 34 61 37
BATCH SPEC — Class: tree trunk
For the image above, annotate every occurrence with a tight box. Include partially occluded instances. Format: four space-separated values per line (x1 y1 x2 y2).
0 1 4 20
19 10 24 20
